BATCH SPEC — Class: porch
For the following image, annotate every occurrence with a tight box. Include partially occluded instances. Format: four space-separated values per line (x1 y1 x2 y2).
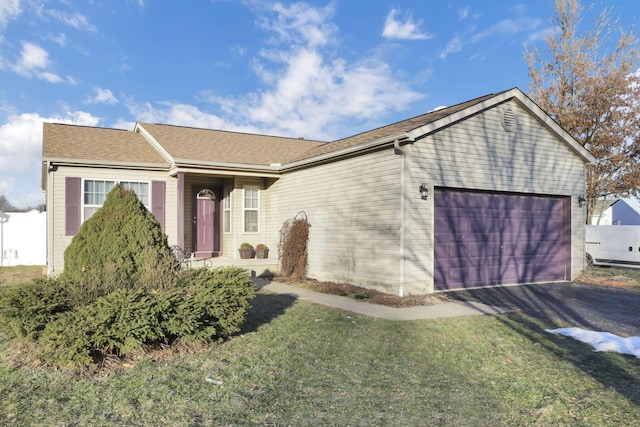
186 255 279 279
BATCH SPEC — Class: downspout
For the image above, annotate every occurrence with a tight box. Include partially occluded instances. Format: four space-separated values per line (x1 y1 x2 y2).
394 139 406 297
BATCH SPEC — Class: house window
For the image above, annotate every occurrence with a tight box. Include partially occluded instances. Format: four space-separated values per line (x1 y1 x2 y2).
120 181 150 207
243 187 259 233
83 179 115 220
82 179 149 221
223 187 231 233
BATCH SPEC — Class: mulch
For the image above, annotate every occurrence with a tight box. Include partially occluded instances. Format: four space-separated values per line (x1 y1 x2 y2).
273 277 449 308
276 272 640 308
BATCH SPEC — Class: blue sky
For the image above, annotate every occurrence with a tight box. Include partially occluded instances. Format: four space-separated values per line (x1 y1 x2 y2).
0 0 638 209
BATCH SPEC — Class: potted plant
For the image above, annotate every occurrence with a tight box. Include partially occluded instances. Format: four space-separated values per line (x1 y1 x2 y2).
255 243 269 259
238 242 254 259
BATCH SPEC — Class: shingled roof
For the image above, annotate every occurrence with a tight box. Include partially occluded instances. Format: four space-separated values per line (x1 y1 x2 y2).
303 91 503 159
138 123 326 166
47 88 580 172
43 122 168 166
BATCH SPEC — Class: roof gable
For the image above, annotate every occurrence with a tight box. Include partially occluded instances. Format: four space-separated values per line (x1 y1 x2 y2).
43 122 168 167
292 88 595 166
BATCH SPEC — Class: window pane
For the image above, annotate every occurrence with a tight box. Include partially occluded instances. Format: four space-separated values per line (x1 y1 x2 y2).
244 189 258 209
224 210 230 233
224 187 231 209
120 181 149 206
84 206 99 221
84 180 114 205
244 210 258 233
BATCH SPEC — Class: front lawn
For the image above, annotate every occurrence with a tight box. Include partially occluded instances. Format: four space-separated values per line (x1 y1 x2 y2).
0 265 45 288
1 291 639 426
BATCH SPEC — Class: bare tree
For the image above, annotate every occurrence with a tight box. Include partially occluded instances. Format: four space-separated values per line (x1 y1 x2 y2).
0 195 17 212
526 0 640 223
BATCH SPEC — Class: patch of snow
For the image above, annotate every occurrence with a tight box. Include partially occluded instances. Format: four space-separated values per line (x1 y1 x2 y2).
546 327 640 358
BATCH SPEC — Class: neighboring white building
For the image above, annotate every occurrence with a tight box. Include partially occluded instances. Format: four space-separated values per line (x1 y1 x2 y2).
0 209 47 266
590 199 640 225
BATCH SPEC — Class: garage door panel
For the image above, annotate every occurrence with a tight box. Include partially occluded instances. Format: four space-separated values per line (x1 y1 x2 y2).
434 189 570 290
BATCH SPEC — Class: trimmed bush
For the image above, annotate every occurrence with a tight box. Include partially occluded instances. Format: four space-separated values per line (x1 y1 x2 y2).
61 184 178 303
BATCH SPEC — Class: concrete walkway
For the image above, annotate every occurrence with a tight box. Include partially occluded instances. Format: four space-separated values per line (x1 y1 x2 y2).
257 280 511 321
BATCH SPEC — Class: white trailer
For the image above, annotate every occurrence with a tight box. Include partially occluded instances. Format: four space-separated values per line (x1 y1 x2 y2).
586 225 640 268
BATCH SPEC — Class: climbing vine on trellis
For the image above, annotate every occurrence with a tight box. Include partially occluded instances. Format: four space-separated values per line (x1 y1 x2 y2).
278 211 310 281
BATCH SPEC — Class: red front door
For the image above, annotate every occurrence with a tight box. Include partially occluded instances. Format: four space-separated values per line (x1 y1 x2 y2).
195 189 216 257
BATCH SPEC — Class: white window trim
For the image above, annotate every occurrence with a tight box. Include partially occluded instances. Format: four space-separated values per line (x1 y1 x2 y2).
242 186 260 233
81 178 151 222
223 186 232 234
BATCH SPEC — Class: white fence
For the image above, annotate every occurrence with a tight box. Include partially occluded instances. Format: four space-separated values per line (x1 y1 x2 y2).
0 210 46 266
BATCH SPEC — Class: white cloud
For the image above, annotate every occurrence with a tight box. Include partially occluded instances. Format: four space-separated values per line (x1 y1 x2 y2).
45 9 97 32
527 25 557 43
48 32 67 47
259 1 337 48
457 8 469 20
128 2 424 140
12 41 62 83
15 42 49 70
0 0 21 27
439 37 462 59
85 87 118 105
126 101 230 131
471 17 542 43
0 110 100 208
382 9 433 41
222 3 425 139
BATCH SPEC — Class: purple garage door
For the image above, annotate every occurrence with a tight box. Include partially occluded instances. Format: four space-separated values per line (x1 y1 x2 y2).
434 188 571 290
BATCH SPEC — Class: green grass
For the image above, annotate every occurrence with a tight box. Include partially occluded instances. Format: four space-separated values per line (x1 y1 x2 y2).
1 290 639 426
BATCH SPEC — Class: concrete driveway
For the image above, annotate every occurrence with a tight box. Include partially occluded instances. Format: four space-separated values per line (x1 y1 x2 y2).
448 282 640 337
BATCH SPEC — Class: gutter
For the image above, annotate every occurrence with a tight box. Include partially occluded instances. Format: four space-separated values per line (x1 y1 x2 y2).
169 160 282 178
281 132 413 171
42 158 169 171
393 138 413 297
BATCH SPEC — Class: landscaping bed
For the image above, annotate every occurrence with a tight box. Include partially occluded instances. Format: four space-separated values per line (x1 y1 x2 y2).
576 266 640 289
276 277 450 307
279 266 640 308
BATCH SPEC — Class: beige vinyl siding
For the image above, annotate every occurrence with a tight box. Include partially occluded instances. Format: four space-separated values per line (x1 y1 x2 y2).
269 149 403 293
405 100 588 292
226 177 271 258
46 166 176 275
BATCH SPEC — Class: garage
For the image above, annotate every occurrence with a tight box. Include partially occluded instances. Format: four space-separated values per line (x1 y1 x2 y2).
434 188 571 290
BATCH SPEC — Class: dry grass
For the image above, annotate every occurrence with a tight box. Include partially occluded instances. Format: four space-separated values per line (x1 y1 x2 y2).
0 265 46 287
576 266 640 289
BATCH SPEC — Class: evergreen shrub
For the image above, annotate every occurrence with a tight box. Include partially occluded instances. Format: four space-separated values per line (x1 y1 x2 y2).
29 268 255 368
0 185 256 370
0 278 69 340
61 184 178 302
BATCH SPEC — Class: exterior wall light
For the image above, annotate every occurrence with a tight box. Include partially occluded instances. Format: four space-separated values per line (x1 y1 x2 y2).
578 195 587 208
419 183 429 200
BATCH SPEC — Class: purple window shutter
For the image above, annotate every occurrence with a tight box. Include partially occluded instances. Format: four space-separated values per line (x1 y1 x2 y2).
65 177 81 236
151 181 166 231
